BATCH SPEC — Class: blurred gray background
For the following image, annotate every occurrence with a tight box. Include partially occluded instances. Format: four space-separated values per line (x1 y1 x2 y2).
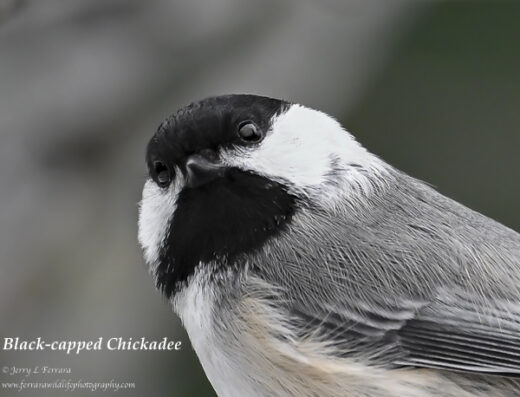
1 1 519 396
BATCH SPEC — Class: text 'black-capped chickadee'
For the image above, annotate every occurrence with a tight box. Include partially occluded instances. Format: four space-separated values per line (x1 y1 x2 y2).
138 95 520 397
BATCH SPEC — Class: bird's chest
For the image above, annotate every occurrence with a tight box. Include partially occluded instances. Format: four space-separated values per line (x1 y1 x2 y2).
174 278 266 397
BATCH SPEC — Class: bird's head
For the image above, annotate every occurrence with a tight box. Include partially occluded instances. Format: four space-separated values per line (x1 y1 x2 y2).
138 94 383 297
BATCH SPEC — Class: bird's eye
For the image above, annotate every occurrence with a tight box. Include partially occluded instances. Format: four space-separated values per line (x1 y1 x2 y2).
238 121 263 143
153 161 171 188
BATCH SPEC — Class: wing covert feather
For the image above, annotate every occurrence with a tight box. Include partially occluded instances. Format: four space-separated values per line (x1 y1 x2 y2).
253 169 520 375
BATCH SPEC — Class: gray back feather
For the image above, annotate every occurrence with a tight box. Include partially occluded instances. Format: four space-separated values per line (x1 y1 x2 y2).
246 166 520 373
254 167 520 308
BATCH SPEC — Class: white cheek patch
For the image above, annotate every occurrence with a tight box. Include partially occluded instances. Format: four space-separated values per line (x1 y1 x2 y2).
221 104 386 203
137 178 180 274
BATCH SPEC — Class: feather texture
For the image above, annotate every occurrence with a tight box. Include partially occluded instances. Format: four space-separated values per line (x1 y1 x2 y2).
248 166 520 379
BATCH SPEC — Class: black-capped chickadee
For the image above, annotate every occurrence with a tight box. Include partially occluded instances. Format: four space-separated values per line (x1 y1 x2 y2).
138 95 520 397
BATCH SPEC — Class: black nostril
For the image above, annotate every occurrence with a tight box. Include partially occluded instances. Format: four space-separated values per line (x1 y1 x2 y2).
185 152 224 188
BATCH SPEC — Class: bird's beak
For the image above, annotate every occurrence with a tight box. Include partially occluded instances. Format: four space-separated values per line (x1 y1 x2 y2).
185 153 225 188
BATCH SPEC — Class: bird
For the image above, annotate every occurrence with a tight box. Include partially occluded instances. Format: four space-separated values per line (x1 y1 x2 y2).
138 94 520 397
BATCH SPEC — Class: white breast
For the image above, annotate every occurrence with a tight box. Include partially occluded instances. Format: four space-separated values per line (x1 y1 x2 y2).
172 271 490 397
173 271 264 397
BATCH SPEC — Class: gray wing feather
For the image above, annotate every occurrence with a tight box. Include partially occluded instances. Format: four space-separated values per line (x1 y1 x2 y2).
252 168 520 375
